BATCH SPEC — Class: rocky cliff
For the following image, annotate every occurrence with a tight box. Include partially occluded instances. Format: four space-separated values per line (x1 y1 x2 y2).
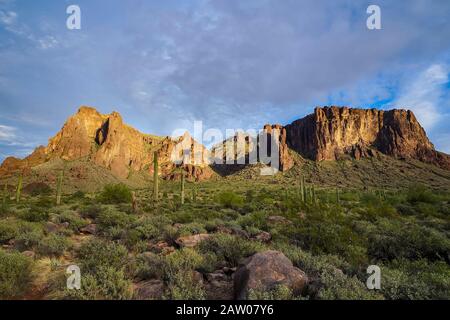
0 107 214 181
285 106 450 170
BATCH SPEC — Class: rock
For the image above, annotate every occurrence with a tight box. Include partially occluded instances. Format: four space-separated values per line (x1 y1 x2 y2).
234 250 308 300
80 224 97 235
267 215 291 225
175 233 210 248
148 241 175 255
22 251 36 259
205 270 234 300
284 106 450 170
133 280 165 300
254 231 272 243
45 222 59 233
60 222 70 229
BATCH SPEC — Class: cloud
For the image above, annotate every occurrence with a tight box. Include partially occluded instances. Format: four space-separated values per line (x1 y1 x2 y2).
0 124 15 141
394 64 448 131
0 10 16 25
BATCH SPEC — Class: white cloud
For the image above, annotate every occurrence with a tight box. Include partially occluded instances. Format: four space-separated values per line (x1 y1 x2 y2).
394 64 448 131
0 10 16 25
0 124 16 140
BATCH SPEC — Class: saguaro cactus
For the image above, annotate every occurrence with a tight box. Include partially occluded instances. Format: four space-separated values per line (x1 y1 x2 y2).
153 152 159 202
16 173 23 203
132 191 137 213
181 170 185 205
56 169 63 205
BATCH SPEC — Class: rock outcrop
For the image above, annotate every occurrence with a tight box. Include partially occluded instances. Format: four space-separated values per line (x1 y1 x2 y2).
285 106 450 169
0 106 214 180
234 250 308 300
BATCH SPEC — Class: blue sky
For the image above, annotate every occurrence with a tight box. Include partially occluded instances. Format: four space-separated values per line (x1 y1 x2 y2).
0 0 449 161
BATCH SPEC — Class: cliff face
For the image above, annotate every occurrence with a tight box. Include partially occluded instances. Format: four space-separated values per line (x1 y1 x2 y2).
0 106 213 180
285 106 450 169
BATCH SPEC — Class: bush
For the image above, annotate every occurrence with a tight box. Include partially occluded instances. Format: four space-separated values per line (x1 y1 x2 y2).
77 239 128 274
23 182 52 196
96 207 135 232
79 204 103 219
165 272 205 300
20 207 49 222
55 211 89 231
98 184 132 204
199 234 262 267
64 266 132 300
216 191 244 209
134 252 167 280
406 185 437 204
381 259 450 300
368 219 450 263
0 221 18 243
0 250 33 299
37 234 70 256
248 285 296 300
15 228 44 251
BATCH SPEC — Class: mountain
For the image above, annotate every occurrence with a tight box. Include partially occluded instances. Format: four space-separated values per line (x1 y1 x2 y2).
0 107 214 182
0 105 449 190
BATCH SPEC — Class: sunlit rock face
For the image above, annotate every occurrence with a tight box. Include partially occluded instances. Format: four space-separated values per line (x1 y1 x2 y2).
285 106 450 170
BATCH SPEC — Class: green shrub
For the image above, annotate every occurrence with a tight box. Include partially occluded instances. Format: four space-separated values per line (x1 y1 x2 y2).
0 250 33 299
199 234 262 267
248 285 296 300
20 208 49 222
79 204 103 219
96 207 135 231
98 184 132 204
406 185 437 204
216 191 244 209
165 271 205 300
0 220 18 243
37 234 69 256
55 211 89 231
133 252 167 280
64 266 132 300
381 259 450 300
15 229 44 251
77 239 128 274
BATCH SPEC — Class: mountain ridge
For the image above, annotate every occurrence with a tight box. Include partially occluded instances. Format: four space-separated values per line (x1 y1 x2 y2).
1 105 449 185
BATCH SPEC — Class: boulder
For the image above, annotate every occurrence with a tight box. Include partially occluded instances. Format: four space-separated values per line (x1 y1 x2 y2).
234 250 308 300
133 280 165 300
80 224 97 235
254 231 272 243
45 222 60 233
175 233 210 248
22 251 36 259
205 270 234 300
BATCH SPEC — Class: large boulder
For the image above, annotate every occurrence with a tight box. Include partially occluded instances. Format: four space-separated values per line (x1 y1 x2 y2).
234 250 308 300
175 233 210 248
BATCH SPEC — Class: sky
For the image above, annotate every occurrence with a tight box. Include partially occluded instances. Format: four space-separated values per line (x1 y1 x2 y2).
0 0 449 161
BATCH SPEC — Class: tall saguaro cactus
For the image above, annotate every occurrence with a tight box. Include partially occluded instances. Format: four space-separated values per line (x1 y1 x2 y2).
153 152 159 202
16 173 23 204
56 169 63 205
181 170 185 205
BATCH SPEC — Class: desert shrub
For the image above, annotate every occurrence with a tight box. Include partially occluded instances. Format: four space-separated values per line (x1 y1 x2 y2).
162 248 205 300
20 207 49 222
0 250 33 299
316 269 383 300
199 234 262 267
177 222 207 237
23 182 52 196
248 285 296 300
69 190 85 200
77 239 128 274
406 185 437 204
133 215 172 241
15 228 44 251
55 211 89 231
216 191 244 209
37 234 69 256
64 266 132 300
368 219 450 263
96 207 135 231
381 259 450 300
79 204 103 219
165 271 205 300
237 211 268 230
0 220 18 243
134 252 167 280
98 184 132 204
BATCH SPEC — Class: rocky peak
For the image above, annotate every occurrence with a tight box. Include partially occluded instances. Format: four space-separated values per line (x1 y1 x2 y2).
285 106 450 169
